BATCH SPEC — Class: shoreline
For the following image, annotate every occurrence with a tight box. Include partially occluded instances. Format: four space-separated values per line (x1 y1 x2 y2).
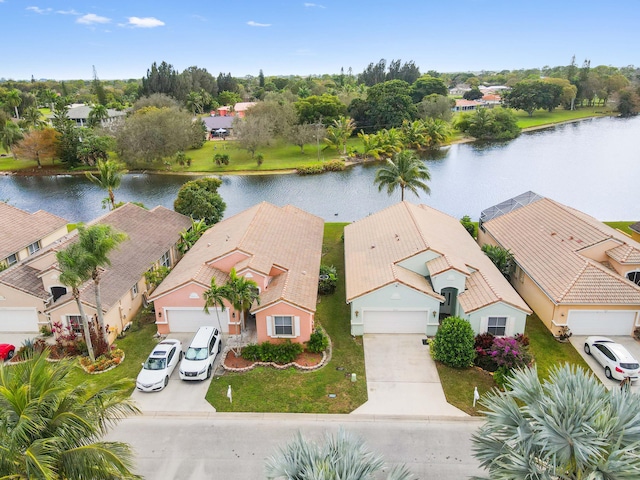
0 113 614 178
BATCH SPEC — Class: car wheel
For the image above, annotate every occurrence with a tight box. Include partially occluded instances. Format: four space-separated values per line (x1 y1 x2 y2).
206 365 212 380
164 376 169 387
584 344 591 355
6 349 14 360
605 367 612 379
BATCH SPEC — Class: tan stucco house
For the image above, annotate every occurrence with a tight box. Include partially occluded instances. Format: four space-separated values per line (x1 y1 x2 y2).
478 192 640 337
149 202 324 344
344 202 530 337
0 203 190 340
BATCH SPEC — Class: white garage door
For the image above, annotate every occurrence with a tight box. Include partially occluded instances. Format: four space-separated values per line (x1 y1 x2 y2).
363 310 428 334
166 308 228 333
567 310 638 336
0 308 39 332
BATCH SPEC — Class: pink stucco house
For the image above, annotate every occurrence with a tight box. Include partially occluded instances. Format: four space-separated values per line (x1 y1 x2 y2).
149 202 324 344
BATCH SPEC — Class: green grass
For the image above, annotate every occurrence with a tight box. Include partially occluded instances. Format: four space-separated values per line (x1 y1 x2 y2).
604 221 636 236
436 362 496 416
206 223 368 413
515 107 611 129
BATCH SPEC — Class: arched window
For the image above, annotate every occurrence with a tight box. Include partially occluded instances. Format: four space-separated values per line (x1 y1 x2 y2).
627 271 640 286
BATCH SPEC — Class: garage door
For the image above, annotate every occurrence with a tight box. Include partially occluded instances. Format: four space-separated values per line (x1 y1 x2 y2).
567 310 638 336
165 308 228 333
363 310 428 334
0 308 39 332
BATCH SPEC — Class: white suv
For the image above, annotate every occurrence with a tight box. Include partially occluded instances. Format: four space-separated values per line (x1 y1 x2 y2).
179 326 221 381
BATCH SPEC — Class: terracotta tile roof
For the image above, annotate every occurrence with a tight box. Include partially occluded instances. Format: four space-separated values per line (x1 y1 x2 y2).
0 203 68 259
151 203 324 313
344 202 530 314
607 244 640 264
482 196 640 305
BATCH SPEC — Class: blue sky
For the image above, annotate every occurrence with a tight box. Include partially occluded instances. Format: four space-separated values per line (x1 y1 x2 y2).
2 0 639 80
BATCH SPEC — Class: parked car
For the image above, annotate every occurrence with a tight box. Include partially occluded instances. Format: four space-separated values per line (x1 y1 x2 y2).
136 339 183 392
180 326 221 381
584 336 640 381
0 344 15 361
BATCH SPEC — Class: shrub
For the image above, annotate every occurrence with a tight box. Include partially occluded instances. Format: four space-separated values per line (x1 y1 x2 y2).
306 328 329 353
241 341 303 364
493 365 513 389
430 316 476 368
323 160 346 171
241 344 261 361
514 332 530 346
79 348 125 372
318 264 338 295
296 164 325 175
460 215 476 238
488 337 532 370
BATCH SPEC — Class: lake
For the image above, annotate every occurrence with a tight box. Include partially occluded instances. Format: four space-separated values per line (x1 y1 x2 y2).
1 115 638 223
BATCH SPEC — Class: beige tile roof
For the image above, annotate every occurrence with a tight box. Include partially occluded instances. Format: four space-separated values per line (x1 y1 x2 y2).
0 265 49 300
151 203 324 313
344 202 530 313
482 196 640 305
0 203 68 259
607 244 640 265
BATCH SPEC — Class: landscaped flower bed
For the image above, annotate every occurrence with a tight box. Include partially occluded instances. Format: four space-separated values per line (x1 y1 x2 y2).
79 349 125 374
222 348 326 372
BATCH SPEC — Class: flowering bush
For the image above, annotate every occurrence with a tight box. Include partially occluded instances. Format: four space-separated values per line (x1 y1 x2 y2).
79 348 124 373
488 337 532 370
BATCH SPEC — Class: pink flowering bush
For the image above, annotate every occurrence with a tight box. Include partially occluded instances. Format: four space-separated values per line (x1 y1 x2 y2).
489 337 532 370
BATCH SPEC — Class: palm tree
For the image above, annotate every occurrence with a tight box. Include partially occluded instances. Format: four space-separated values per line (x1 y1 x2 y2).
203 278 228 333
6 88 22 119
472 363 640 479
223 268 260 354
400 119 427 150
85 159 126 210
87 104 109 128
77 224 128 345
0 350 141 479
374 150 431 201
186 91 204 115
422 117 451 148
265 429 415 480
324 115 355 155
0 121 23 159
375 128 403 158
56 242 95 362
21 106 46 130
358 131 383 160
177 218 209 255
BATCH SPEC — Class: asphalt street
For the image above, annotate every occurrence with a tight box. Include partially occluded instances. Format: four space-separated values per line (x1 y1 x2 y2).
106 413 485 479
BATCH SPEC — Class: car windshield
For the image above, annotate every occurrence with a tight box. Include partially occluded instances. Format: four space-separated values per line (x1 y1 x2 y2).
144 357 166 370
185 347 208 361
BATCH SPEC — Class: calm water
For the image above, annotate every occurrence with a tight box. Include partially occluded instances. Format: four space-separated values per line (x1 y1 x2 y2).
1 116 638 223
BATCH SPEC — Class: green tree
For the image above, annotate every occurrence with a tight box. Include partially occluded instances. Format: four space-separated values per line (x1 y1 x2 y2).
56 242 95 362
186 91 204 115
234 115 272 157
87 104 109 128
411 74 448 102
324 115 355 154
223 268 260 354
417 94 454 121
0 121 24 159
203 278 229 334
400 120 426 150
85 159 126 210
455 107 520 141
141 61 179 98
462 87 483 100
294 94 347 124
52 102 81 167
430 316 475 368
358 80 417 132
174 177 226 226
617 88 639 116
0 351 140 479
265 429 415 480
460 215 476 238
22 105 45 129
177 218 210 254
374 150 431 201
472 364 640 479
77 224 127 345
218 90 242 108
481 244 515 280
422 117 451 148
77 131 112 167
6 88 22 119
286 123 318 153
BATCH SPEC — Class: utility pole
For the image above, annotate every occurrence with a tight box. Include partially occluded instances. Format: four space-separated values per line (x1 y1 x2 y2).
315 116 323 162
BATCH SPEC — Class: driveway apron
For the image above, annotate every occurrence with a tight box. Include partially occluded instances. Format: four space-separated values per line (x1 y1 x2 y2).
352 334 467 417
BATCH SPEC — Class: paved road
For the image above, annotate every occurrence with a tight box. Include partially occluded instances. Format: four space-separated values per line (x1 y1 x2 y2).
106 413 484 479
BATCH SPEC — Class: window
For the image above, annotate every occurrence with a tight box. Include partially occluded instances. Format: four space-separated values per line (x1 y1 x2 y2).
67 315 83 335
131 283 139 298
274 316 293 336
27 241 41 255
6 253 18 266
487 316 507 336
160 251 171 268
627 271 640 286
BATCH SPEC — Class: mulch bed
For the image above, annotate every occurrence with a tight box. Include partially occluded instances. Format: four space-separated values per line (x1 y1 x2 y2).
223 350 323 369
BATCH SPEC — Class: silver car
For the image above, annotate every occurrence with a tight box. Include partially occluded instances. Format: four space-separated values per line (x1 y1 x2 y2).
584 336 640 382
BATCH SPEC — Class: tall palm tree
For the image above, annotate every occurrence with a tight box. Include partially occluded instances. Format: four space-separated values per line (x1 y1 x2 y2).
56 242 95 362
374 150 431 201
324 115 355 154
185 91 204 115
472 363 640 479
77 224 128 346
203 278 228 334
400 119 427 150
6 88 22 119
422 117 451 148
87 104 109 128
0 121 23 159
223 268 260 354
265 429 415 480
21 106 46 130
0 350 141 479
85 159 126 210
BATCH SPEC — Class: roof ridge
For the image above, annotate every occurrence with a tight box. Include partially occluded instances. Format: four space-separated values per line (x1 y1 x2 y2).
474 269 501 301
583 257 640 291
403 202 430 250
236 203 268 251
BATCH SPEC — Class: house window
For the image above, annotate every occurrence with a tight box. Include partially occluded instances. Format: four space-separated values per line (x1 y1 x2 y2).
131 283 139 298
27 241 41 255
6 253 18 266
160 251 171 268
274 316 293 336
627 271 640 286
487 316 507 336
67 315 83 335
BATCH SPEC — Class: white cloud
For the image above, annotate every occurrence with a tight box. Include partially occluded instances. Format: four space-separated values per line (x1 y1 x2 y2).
26 6 52 14
77 13 111 25
57 9 80 15
247 20 271 27
127 16 165 28
304 2 325 8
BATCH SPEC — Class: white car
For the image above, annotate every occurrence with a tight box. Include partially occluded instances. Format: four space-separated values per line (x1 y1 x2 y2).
136 339 183 392
584 336 640 382
180 326 221 381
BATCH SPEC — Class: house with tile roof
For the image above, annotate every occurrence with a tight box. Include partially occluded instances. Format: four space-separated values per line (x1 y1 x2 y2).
344 202 530 337
0 203 190 340
46 104 127 128
478 192 640 337
149 202 324 344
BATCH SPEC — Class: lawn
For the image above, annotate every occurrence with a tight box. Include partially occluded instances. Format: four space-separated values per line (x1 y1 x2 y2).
206 223 368 413
515 107 611 129
604 221 636 236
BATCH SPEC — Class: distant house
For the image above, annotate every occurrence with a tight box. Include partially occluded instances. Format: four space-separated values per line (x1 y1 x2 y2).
449 84 471 96
344 202 531 337
452 99 481 112
47 104 127 127
202 116 234 138
0 204 190 339
149 203 324 344
478 192 640 337
215 102 256 118
480 94 502 107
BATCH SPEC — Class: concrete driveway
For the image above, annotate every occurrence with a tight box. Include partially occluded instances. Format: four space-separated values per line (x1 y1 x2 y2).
352 334 467 417
571 335 640 392
130 332 226 414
